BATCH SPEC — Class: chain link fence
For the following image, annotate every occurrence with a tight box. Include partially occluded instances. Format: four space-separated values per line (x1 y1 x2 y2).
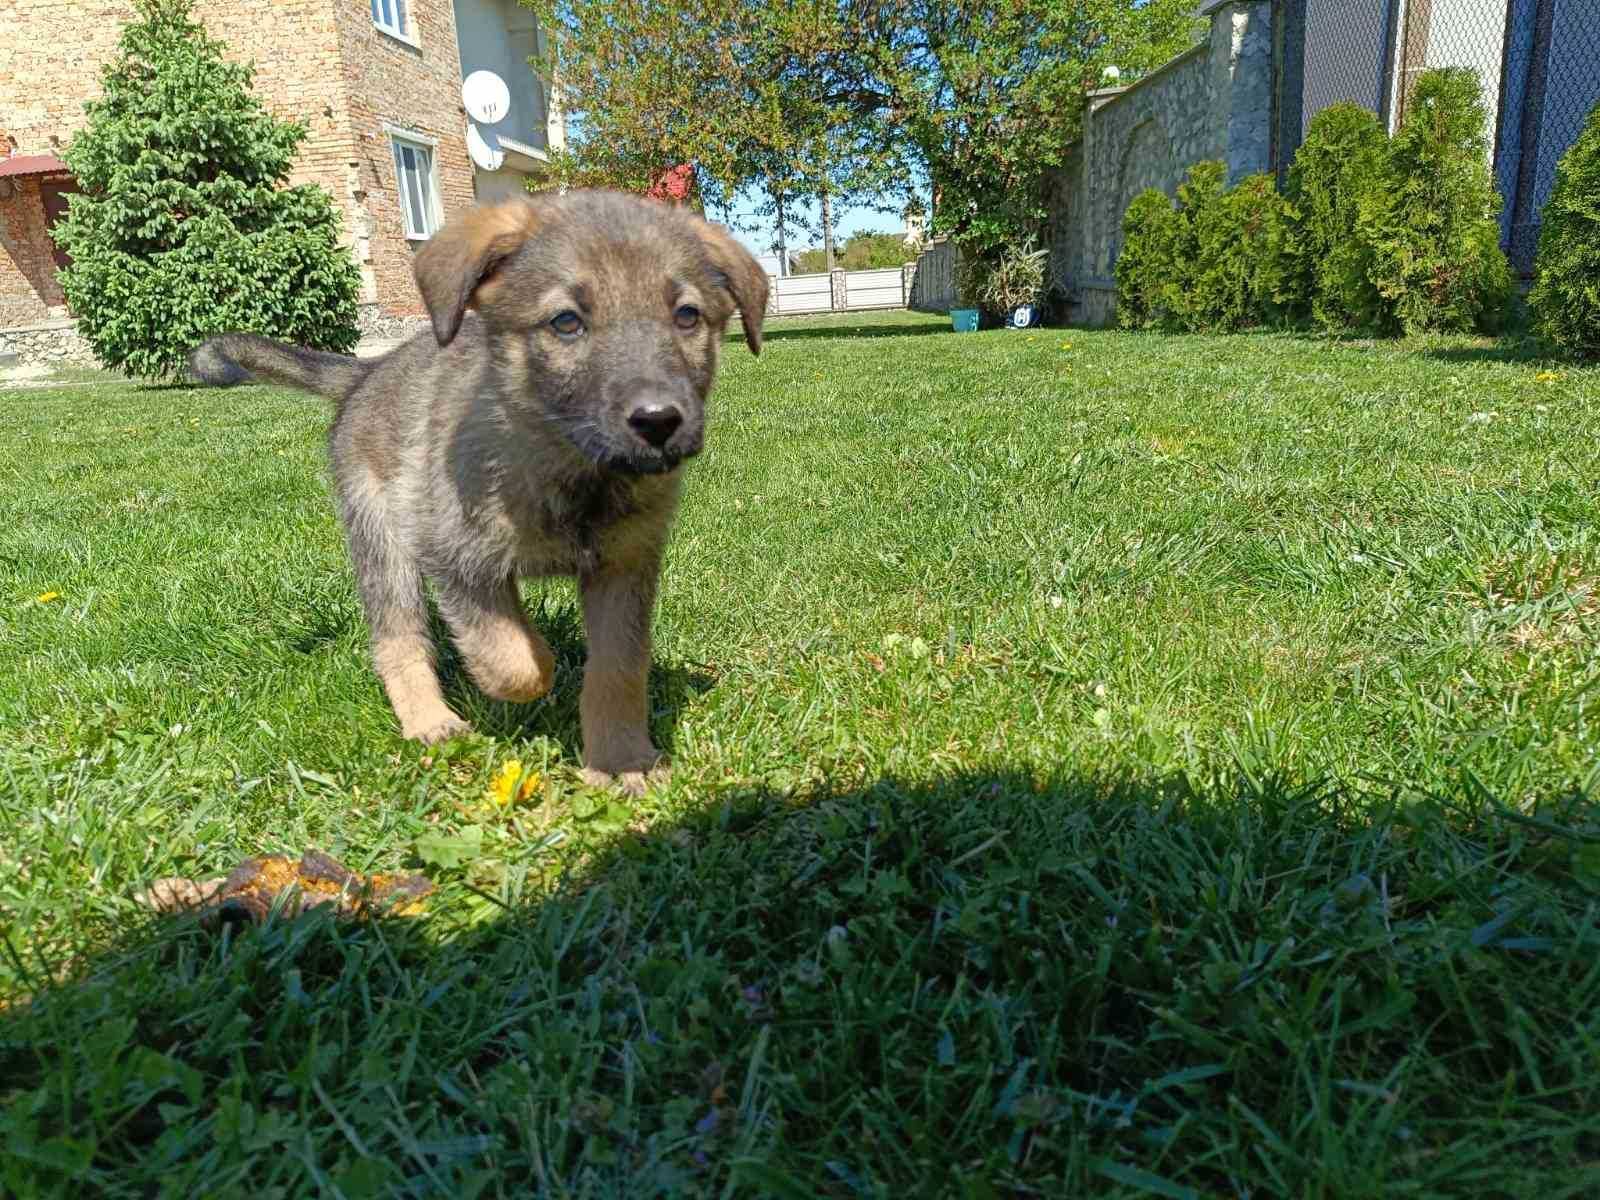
1275 0 1600 276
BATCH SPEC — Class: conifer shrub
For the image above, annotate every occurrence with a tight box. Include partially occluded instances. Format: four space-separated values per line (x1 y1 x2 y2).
1115 162 1294 333
1528 99 1600 359
1284 102 1388 331
1115 189 1183 329
52 0 360 379
1360 67 1513 335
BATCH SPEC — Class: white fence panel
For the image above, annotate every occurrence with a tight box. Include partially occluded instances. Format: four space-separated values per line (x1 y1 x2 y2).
842 267 905 311
772 272 833 315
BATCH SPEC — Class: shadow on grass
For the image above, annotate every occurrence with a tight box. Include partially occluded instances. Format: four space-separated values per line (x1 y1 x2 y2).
1415 338 1568 368
2 764 1596 1195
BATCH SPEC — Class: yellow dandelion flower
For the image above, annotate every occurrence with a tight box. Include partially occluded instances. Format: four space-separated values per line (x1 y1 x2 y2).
1534 370 1565 384
36 591 61 604
488 759 540 807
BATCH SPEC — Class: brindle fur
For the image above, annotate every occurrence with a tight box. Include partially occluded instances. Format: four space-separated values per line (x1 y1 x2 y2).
189 190 769 793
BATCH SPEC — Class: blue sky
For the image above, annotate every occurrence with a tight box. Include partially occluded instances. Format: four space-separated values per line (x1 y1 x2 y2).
723 190 912 260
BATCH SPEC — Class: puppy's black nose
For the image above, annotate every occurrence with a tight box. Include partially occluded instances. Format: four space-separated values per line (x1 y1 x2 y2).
628 404 683 448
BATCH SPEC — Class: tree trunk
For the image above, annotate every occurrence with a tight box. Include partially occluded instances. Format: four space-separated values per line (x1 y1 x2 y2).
775 188 787 277
821 185 835 272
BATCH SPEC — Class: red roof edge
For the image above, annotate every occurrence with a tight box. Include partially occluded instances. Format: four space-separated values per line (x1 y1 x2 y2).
0 154 70 178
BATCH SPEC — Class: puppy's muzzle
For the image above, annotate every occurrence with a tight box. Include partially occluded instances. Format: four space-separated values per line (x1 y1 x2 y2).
608 378 703 469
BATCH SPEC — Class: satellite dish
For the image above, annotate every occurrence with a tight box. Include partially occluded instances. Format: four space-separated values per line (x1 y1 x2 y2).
466 123 505 171
1102 64 1121 83
462 71 511 124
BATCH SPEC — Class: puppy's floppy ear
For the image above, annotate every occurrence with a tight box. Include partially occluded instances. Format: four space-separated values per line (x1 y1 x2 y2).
414 200 541 346
695 220 770 356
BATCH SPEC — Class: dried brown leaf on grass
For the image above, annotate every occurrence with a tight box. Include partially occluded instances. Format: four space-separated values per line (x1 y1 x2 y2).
135 850 433 924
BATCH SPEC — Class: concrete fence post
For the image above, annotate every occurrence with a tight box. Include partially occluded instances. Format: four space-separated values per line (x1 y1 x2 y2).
1207 0 1276 182
829 268 847 312
902 261 917 307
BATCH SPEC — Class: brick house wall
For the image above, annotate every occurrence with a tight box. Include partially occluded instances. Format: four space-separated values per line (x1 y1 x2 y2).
1 0 486 334
0 177 69 326
0 0 128 327
331 0 475 318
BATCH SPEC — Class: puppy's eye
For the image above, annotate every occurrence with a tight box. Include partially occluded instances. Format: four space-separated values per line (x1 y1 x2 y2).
550 311 584 338
673 305 701 331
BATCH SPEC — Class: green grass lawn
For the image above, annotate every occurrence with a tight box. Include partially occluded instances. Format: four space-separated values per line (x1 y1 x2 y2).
3 310 1599 1196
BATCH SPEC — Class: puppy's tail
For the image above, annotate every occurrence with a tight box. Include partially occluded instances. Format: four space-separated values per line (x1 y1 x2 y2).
188 333 366 401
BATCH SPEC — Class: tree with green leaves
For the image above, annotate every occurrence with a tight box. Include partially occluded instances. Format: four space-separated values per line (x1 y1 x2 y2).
531 0 1196 269
527 0 780 216
52 0 360 380
530 0 908 262
840 1 1201 259
795 230 914 273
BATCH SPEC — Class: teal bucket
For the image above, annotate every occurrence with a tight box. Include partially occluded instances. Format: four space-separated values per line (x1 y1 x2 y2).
951 308 980 333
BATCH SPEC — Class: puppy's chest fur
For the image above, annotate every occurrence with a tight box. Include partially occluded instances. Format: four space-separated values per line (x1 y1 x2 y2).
528 473 641 573
471 462 672 579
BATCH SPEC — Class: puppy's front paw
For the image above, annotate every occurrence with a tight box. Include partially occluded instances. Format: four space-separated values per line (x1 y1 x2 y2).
580 762 670 798
407 713 474 745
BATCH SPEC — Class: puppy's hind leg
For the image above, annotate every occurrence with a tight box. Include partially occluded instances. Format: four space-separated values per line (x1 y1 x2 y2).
341 494 470 745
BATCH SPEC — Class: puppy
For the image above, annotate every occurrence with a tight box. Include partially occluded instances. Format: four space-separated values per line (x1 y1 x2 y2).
190 190 769 793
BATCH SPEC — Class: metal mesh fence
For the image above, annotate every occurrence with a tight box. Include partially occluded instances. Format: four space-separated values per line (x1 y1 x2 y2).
1276 0 1600 276
1498 0 1600 274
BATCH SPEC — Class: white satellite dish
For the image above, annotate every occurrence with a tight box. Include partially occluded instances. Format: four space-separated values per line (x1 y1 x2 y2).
1102 64 1122 83
466 123 505 171
462 70 511 124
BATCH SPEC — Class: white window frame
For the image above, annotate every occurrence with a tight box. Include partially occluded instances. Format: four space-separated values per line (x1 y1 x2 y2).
388 129 441 241
370 0 415 45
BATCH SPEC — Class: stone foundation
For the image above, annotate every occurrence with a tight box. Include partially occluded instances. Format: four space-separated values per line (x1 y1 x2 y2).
0 307 433 371
356 304 432 342
0 318 95 368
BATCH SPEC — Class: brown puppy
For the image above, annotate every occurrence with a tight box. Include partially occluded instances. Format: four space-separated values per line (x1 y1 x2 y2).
190 190 769 793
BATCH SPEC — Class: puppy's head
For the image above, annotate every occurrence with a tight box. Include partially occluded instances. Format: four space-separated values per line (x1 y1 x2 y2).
414 190 768 476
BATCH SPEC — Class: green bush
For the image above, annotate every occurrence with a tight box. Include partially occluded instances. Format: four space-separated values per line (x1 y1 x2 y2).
52 0 360 380
1178 168 1296 332
954 250 990 318
1115 161 1294 333
1115 189 1183 329
1528 100 1600 359
1361 67 1513 335
1285 102 1388 331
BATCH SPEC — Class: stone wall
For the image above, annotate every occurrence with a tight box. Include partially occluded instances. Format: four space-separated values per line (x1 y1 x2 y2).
356 305 433 342
1048 0 1277 326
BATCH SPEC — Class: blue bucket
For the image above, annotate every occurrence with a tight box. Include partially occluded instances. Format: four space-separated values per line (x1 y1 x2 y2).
951 308 980 333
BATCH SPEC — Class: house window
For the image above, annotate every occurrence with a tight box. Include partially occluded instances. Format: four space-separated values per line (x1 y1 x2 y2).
391 136 439 240
370 0 410 41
